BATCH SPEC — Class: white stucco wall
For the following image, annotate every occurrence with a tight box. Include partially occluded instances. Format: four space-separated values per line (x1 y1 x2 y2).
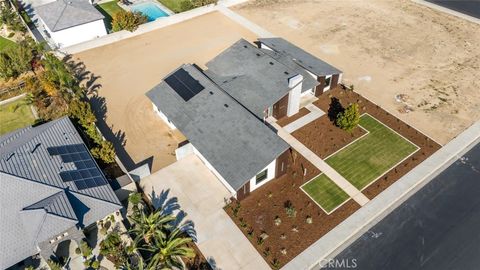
42 19 107 48
248 159 276 192
287 74 303 117
152 103 177 129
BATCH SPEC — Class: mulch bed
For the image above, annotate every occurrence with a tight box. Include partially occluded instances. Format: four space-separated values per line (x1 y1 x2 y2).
312 87 441 198
225 87 441 268
225 150 360 268
184 242 212 270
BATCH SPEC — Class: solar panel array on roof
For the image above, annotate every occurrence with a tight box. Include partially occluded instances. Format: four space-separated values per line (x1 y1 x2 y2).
165 68 205 101
47 144 107 190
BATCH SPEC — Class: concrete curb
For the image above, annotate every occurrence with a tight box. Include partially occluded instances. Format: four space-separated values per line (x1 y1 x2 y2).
411 0 480 25
282 120 480 270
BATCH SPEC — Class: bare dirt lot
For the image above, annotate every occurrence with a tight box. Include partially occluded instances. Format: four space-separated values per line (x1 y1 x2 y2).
235 0 480 145
74 11 257 172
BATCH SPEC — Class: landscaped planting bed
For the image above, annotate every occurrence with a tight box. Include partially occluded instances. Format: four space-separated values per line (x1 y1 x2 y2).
311 87 441 198
225 150 360 268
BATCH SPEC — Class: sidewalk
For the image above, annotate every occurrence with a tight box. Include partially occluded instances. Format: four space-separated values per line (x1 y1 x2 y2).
269 120 370 206
283 104 325 133
282 120 480 270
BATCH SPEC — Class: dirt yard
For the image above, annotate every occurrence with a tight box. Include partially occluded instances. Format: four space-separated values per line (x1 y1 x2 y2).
74 11 257 172
235 0 480 145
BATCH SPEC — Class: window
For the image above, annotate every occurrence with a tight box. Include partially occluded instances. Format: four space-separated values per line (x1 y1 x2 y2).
324 76 331 87
256 169 268 184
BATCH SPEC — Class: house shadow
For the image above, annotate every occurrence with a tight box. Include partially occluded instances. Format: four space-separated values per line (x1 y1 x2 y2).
65 56 154 173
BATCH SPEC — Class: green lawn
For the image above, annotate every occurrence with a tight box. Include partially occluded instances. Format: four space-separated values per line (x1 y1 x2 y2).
0 99 36 135
326 114 419 190
301 114 418 213
301 174 350 213
0 37 17 52
95 1 123 31
158 0 186 13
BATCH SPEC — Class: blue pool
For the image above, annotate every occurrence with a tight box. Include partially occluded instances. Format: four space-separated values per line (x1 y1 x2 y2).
131 3 169 21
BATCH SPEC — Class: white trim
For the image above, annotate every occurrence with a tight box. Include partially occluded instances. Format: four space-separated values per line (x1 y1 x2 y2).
300 173 352 215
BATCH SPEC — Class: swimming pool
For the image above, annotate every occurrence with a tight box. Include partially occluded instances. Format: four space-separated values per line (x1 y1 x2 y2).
130 2 169 22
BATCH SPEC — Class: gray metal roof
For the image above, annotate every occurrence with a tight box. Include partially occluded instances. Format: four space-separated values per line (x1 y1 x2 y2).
259 37 342 76
205 39 300 119
0 117 121 269
35 0 104 32
146 64 289 191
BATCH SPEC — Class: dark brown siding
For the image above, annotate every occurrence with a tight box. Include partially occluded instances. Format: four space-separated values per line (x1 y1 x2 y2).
273 93 289 119
275 149 291 178
315 76 326 96
331 74 340 89
236 181 250 201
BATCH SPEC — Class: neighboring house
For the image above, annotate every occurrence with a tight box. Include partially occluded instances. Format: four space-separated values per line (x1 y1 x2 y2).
146 38 341 199
146 64 290 200
26 0 107 48
0 117 122 269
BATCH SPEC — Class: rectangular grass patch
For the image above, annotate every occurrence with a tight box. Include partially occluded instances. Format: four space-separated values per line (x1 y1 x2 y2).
325 114 419 190
0 99 36 135
95 1 123 31
301 174 350 214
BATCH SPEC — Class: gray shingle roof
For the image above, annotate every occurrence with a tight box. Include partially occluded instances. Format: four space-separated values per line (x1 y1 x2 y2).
35 0 104 32
259 37 342 76
146 64 289 191
205 39 300 119
0 117 121 269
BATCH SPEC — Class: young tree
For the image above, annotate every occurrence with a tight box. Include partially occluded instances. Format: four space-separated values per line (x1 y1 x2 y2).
146 228 195 269
336 103 360 133
111 11 147 32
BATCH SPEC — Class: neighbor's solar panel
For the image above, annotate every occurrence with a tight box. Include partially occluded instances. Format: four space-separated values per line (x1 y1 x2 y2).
165 68 205 101
48 144 107 190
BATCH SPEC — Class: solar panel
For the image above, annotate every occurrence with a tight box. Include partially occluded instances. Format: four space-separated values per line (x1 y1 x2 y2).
48 144 109 190
165 68 205 101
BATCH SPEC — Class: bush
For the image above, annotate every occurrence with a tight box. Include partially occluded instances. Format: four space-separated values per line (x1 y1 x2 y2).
91 260 100 269
284 201 296 218
336 103 360 133
0 44 33 79
80 240 93 258
91 140 116 164
111 10 147 32
0 4 26 32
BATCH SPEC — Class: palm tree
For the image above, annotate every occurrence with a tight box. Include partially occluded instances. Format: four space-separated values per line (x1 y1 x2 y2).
129 210 175 245
145 228 195 270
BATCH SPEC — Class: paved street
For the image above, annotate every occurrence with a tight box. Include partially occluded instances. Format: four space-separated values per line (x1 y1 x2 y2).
326 142 480 270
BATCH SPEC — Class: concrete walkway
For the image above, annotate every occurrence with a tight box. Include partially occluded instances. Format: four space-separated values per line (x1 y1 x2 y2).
284 104 325 133
269 120 370 206
282 120 480 270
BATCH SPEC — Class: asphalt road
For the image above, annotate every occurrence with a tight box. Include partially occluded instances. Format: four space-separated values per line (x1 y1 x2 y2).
426 0 480 18
325 142 480 270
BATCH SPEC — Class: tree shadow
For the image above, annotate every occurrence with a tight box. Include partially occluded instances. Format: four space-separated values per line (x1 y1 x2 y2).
148 188 197 241
327 97 345 122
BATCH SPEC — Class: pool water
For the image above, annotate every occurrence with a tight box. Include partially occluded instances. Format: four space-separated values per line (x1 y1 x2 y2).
130 3 169 21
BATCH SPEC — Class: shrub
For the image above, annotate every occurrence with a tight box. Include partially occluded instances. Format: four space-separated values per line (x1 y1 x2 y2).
271 258 280 269
80 240 92 258
0 44 33 79
75 247 81 255
91 260 100 269
274 216 281 226
47 260 62 270
111 10 147 32
179 0 217 12
306 216 313 224
91 140 116 164
284 201 296 218
336 103 360 133
0 4 26 32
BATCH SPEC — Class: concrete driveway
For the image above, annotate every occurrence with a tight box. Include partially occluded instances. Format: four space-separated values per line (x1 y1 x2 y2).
139 154 270 270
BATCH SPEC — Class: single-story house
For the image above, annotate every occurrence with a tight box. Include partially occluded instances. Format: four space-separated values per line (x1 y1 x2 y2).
146 64 290 200
0 117 122 269
28 0 107 48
